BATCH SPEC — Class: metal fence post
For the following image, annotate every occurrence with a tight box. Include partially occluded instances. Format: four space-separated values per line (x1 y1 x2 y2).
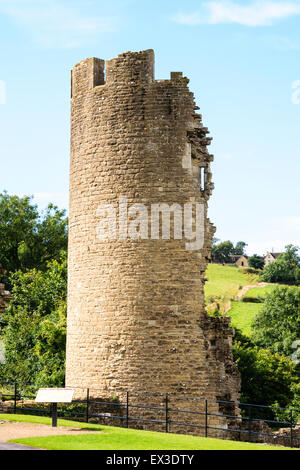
86 388 90 423
205 399 208 438
125 392 129 428
290 409 294 448
248 406 252 443
165 394 169 433
14 381 17 414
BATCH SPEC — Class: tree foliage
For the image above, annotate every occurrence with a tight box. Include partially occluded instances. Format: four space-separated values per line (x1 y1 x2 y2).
0 253 67 387
248 254 264 270
252 286 300 358
262 245 300 285
211 240 247 263
0 192 68 286
233 330 299 419
212 240 234 263
233 241 248 256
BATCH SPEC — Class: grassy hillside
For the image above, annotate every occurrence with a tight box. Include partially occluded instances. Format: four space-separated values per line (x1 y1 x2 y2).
228 301 263 337
204 264 255 300
246 285 278 300
204 264 263 337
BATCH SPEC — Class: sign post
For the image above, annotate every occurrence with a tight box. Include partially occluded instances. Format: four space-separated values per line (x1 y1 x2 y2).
51 403 58 427
35 388 74 427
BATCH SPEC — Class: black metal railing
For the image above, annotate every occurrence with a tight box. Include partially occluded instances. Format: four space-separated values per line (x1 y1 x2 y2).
1 381 299 448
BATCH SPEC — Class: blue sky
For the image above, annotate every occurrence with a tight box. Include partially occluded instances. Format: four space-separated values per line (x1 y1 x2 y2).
0 0 299 255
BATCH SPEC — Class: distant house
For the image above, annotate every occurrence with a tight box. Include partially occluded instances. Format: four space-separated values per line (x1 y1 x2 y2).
264 252 283 266
231 255 249 268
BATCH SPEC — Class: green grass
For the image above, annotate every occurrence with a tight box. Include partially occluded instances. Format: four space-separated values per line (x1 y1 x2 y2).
246 285 278 300
204 264 263 336
204 265 275 337
205 264 255 301
229 285 300 337
229 301 263 337
0 413 101 429
0 414 293 450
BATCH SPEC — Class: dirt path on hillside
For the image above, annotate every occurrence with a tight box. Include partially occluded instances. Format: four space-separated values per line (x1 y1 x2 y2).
0 420 103 442
235 282 279 301
222 282 279 314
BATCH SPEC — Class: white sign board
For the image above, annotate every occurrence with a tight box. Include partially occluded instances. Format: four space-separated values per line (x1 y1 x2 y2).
35 388 74 403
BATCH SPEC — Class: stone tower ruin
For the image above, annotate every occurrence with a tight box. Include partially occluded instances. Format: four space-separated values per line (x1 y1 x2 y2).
66 50 240 427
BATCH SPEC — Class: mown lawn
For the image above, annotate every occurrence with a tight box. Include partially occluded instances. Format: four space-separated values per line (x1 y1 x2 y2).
0 414 293 450
205 264 256 301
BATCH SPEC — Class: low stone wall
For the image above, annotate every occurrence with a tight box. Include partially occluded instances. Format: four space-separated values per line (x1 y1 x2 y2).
273 427 300 448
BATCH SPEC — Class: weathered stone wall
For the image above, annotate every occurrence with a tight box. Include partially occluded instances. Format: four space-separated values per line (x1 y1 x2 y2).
0 283 11 316
66 49 240 432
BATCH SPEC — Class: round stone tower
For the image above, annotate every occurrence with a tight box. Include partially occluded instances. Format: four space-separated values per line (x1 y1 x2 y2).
66 50 240 422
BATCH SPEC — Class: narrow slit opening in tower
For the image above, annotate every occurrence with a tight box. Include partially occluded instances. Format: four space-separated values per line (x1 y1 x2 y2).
200 167 205 192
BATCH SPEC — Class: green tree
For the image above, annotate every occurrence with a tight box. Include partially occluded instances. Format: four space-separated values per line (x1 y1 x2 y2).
233 331 298 419
248 254 264 270
212 240 234 263
0 192 68 285
252 286 300 358
233 241 247 256
262 245 300 285
211 239 248 263
0 253 67 387
280 244 300 265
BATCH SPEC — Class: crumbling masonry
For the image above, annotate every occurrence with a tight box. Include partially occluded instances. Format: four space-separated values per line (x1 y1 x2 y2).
65 50 240 431
0 283 11 316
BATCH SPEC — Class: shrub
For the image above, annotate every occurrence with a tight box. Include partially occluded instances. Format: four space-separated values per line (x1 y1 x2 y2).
0 254 67 387
233 330 298 420
252 286 300 358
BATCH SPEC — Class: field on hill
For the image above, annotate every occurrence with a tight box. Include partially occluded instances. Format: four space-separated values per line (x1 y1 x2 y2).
246 285 278 300
204 264 264 337
0 414 293 450
204 264 259 300
228 301 262 337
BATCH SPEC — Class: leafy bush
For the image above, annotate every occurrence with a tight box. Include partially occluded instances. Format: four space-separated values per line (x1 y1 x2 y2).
233 331 298 420
0 253 67 387
242 297 264 303
248 255 264 270
262 245 300 285
252 286 300 358
244 267 262 275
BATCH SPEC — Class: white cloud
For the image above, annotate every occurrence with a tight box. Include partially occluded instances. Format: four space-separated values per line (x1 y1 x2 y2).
0 0 118 48
172 1 300 27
